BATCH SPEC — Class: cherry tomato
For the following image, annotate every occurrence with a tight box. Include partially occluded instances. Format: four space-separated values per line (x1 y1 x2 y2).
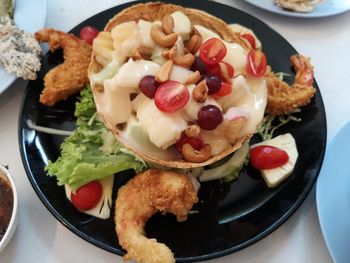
241 33 256 49
250 145 289 170
206 61 234 79
71 181 103 211
79 26 99 45
154 80 189 113
200 38 227 65
213 82 232 98
176 133 203 152
246 50 267 78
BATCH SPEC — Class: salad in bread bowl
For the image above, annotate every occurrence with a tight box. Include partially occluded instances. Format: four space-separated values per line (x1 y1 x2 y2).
88 2 268 168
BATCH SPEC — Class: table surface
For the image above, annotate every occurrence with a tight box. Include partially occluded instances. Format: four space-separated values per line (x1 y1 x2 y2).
1 0 349 262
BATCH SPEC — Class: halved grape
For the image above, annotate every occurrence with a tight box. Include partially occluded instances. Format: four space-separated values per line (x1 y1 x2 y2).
197 105 223 130
139 75 159 98
176 132 203 152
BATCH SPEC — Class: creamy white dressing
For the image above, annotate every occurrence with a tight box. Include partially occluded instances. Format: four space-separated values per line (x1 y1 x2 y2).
121 116 179 160
131 92 151 113
171 11 192 41
219 75 250 111
90 59 120 86
223 42 248 76
201 131 231 155
94 13 267 156
229 23 262 49
104 58 159 93
111 21 137 50
137 100 187 149
169 65 194 83
118 32 140 59
151 46 167 65
98 85 132 125
194 25 220 40
236 78 267 136
137 20 156 49
181 85 222 122
194 25 248 76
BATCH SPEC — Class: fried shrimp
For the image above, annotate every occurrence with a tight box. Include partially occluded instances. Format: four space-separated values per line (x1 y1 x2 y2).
115 169 198 263
266 54 316 115
35 28 92 106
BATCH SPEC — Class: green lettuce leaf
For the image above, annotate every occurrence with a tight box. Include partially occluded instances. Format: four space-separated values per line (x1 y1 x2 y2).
45 86 146 191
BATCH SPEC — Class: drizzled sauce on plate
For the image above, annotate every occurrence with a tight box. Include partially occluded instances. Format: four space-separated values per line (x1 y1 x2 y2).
0 176 13 241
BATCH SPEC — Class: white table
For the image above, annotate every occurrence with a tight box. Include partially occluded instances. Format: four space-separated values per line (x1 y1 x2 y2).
2 0 349 262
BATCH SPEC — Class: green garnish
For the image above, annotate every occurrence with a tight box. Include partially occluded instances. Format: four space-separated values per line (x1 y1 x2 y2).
45 86 147 191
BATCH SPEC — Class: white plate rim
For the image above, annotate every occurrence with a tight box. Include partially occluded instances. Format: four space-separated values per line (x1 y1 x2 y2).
243 0 350 18
316 120 350 263
0 0 47 95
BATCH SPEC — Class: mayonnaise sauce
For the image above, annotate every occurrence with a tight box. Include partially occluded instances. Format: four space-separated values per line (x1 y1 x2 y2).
96 14 267 155
104 59 159 93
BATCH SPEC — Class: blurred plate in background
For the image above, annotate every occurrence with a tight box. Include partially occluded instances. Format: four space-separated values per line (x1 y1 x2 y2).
243 0 350 18
0 0 46 95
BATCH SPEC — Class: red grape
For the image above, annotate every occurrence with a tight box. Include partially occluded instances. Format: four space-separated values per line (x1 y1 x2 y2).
79 26 99 45
139 75 159 98
191 56 207 75
197 105 223 130
205 75 222 95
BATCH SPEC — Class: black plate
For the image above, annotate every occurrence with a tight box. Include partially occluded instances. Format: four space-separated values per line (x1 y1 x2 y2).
18 0 327 261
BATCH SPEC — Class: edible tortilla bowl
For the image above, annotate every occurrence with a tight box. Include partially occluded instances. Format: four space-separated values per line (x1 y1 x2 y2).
89 2 253 168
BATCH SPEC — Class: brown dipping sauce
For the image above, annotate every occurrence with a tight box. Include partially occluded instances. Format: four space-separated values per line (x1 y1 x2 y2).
0 176 13 242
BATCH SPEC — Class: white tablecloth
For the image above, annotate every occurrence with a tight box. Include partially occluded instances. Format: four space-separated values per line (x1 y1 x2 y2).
2 0 349 262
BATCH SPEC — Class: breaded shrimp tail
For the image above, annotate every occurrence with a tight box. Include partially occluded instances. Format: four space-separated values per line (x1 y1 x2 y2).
35 28 92 106
115 169 198 263
266 54 316 115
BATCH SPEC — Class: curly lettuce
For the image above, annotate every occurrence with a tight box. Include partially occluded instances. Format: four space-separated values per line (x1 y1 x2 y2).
45 87 146 191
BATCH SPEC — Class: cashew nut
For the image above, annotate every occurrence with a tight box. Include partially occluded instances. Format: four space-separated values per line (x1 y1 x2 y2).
182 143 212 163
162 45 177 60
219 62 233 84
162 15 174 35
184 125 201 138
151 24 178 48
193 80 208 103
186 27 203 54
95 84 104 92
185 70 201 85
156 60 174 83
171 52 195 68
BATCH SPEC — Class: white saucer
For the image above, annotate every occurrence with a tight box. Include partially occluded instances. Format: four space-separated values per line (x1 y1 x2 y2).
0 0 47 95
243 0 350 18
317 121 350 263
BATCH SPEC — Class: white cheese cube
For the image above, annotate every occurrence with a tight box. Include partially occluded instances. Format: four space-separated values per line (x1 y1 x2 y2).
137 100 187 149
171 11 192 41
105 59 159 93
138 20 156 49
251 133 299 188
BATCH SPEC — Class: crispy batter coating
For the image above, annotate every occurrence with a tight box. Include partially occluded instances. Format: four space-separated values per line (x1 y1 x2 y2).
266 54 316 115
115 169 198 263
35 28 92 106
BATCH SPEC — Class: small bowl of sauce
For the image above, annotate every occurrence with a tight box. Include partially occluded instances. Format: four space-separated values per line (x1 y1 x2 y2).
0 164 18 253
